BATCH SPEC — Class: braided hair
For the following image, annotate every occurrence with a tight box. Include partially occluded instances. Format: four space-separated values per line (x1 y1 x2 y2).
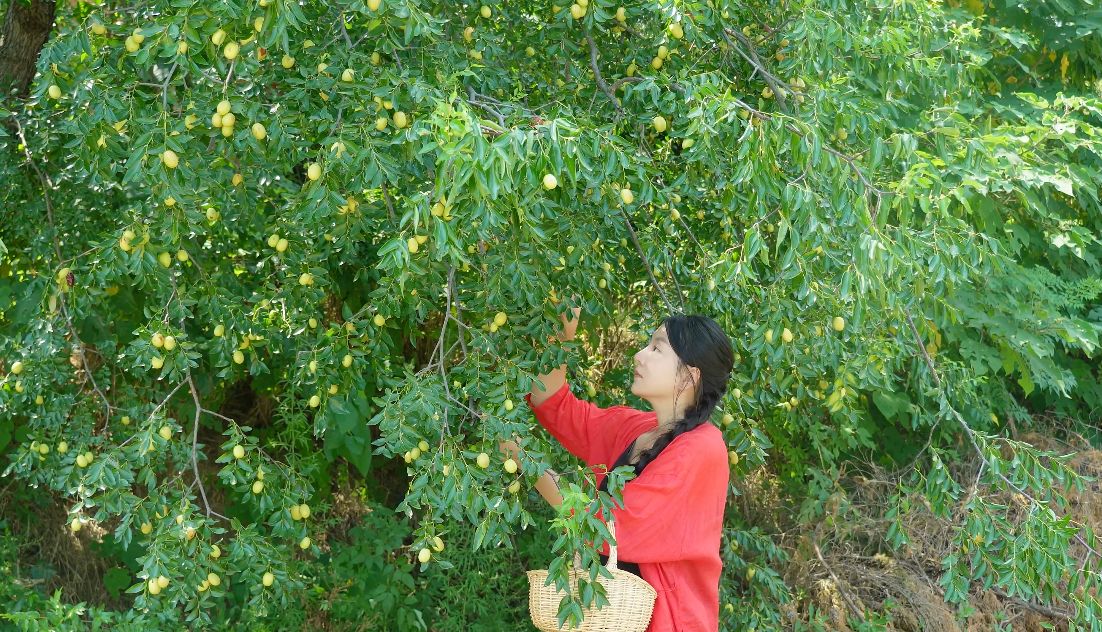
630 314 734 475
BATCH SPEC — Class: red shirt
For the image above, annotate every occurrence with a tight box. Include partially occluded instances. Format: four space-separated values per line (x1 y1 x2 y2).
525 381 729 632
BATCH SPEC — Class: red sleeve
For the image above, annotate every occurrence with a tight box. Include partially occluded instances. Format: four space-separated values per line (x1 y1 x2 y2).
524 381 629 467
600 434 728 564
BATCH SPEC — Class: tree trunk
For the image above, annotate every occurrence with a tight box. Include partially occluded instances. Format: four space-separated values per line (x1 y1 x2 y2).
0 0 57 99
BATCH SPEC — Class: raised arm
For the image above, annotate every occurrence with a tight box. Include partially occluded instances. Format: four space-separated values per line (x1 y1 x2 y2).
497 298 580 509
527 301 580 407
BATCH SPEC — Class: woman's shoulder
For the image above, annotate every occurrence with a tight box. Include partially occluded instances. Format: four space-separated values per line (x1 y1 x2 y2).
668 423 727 460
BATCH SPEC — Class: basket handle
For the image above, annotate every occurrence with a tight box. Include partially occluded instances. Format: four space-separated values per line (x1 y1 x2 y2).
570 519 619 571
606 518 619 570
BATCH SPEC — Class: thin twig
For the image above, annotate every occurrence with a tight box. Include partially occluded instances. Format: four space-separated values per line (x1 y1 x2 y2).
618 207 672 313
161 61 178 111
187 375 213 517
812 536 865 619
381 182 396 221
466 86 506 128
609 75 643 95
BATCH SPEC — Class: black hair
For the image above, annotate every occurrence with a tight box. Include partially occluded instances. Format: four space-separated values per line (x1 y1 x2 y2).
630 313 734 474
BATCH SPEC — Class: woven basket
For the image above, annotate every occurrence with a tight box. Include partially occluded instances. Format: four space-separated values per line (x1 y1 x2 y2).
526 519 657 632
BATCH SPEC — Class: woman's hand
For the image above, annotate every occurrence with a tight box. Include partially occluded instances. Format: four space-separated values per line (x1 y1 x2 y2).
557 299 582 342
497 438 522 463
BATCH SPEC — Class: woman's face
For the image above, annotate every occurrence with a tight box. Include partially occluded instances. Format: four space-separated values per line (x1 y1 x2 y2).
630 325 697 404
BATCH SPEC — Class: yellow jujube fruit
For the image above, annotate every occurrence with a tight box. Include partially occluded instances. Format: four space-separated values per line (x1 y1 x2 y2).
542 174 558 190
620 188 634 204
781 328 793 343
233 445 245 459
504 458 518 474
262 572 274 587
161 150 179 168
299 536 311 549
393 111 409 128
374 314 386 327
307 163 322 181
251 123 266 140
223 41 240 60
832 316 845 332
252 480 264 494
418 547 432 563
476 452 490 468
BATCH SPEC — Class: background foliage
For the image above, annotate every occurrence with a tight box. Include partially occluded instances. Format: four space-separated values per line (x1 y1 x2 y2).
1 0 1101 629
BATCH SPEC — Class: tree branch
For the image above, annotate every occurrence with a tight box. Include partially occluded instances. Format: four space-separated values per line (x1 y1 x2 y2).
722 28 791 115
618 207 673 313
10 115 113 429
584 30 622 112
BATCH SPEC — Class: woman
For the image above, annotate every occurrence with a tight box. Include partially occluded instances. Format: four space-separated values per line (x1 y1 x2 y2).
502 301 734 632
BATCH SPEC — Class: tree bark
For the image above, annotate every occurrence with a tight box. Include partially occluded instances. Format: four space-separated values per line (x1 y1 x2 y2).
0 0 57 99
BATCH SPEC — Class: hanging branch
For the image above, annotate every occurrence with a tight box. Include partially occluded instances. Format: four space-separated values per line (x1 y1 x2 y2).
903 309 1102 569
618 207 673 313
11 115 114 429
